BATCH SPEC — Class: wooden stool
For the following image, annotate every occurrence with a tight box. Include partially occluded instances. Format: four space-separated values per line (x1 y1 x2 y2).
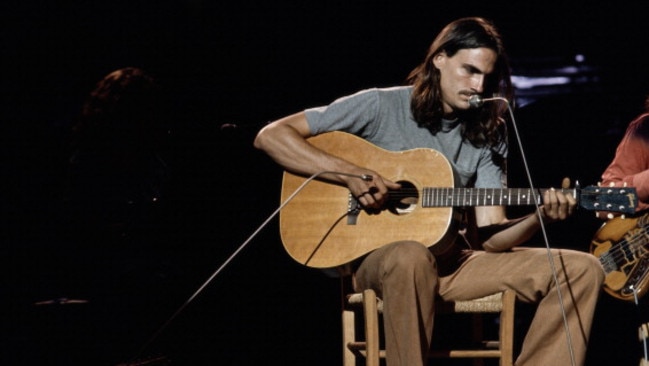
342 288 516 366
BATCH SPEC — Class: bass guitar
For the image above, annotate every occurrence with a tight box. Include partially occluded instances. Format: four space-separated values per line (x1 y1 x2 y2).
280 131 638 268
591 212 649 301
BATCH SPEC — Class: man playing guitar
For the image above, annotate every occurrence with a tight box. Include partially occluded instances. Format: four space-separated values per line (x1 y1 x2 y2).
255 17 604 366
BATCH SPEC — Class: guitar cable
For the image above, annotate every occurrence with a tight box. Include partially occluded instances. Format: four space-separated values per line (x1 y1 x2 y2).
128 170 371 364
474 95 577 366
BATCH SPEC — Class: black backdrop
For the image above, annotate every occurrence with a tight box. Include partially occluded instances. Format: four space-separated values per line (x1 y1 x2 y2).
3 1 649 365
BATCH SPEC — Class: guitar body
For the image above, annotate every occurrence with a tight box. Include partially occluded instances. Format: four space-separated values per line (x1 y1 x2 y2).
280 131 458 268
591 212 649 301
278 131 638 269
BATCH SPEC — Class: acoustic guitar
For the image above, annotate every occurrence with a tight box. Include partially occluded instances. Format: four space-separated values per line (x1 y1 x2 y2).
280 131 638 268
591 212 649 301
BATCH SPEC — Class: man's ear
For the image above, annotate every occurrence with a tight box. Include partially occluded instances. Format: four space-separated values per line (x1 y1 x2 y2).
432 52 445 69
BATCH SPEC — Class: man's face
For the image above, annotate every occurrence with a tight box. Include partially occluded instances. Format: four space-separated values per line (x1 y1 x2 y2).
433 47 497 117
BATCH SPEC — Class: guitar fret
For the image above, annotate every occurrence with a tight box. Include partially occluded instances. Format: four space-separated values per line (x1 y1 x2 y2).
522 188 529 205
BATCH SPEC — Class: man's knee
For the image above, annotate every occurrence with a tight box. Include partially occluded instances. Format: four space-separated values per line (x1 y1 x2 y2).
563 250 605 286
386 241 437 274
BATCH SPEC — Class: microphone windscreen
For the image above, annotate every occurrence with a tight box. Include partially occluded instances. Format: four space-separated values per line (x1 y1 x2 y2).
468 95 483 109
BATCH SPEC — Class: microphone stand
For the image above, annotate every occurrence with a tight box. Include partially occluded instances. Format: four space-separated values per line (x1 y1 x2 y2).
474 94 577 366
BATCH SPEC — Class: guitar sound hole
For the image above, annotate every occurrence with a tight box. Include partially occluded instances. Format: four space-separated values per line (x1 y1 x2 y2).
387 180 418 215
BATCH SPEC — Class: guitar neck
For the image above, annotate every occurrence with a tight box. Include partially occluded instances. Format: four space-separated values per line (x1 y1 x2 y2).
421 187 575 207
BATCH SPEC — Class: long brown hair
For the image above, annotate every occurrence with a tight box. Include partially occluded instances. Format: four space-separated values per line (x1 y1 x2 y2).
407 17 513 148
73 67 164 154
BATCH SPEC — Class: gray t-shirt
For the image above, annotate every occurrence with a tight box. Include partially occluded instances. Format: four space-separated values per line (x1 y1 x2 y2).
305 86 507 189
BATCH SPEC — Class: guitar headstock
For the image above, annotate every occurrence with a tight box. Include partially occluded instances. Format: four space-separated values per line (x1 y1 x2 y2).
578 186 638 214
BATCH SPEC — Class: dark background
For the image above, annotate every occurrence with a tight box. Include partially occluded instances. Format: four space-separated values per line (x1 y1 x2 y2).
3 1 649 365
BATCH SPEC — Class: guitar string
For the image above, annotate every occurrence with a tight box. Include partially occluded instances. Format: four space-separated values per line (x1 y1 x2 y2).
390 187 632 215
601 224 649 264
604 233 649 262
388 187 584 208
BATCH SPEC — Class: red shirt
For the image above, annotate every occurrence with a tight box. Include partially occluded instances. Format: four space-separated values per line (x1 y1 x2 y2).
600 113 649 215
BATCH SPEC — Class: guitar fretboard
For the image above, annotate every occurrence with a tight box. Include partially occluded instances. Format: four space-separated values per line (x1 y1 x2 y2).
421 188 576 207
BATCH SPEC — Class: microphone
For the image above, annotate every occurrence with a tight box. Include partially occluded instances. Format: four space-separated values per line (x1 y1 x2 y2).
468 95 509 108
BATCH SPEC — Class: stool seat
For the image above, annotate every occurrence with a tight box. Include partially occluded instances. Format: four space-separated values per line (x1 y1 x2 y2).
342 288 516 366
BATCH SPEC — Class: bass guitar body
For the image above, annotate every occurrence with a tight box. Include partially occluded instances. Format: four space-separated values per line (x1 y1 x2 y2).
591 212 649 301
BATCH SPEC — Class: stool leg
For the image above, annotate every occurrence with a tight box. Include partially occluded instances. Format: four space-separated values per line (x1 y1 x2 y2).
471 313 485 366
499 290 516 366
342 307 356 366
363 289 380 366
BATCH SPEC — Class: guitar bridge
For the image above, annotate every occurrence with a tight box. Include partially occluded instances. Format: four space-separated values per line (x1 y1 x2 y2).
621 254 649 299
347 194 361 225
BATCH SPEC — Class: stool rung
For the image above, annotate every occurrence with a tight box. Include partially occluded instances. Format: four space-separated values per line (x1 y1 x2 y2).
429 349 502 358
348 341 502 359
